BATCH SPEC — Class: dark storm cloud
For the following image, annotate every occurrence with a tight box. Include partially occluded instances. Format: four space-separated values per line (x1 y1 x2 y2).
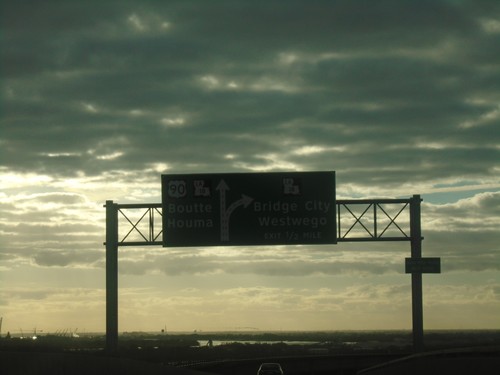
115 248 401 277
2 0 499 186
32 249 102 267
0 190 103 266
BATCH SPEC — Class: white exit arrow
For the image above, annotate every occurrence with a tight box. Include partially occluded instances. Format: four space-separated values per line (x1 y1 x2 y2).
216 179 253 242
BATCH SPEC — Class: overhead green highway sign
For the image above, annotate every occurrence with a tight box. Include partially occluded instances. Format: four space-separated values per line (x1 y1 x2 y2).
162 171 336 247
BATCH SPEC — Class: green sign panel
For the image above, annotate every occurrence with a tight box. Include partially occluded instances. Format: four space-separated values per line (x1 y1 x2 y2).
162 172 336 247
405 257 441 274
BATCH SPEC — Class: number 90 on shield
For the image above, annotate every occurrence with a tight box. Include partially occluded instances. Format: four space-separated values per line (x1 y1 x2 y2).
168 180 187 198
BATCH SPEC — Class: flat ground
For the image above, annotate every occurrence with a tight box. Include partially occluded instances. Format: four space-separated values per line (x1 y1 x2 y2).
1 331 499 375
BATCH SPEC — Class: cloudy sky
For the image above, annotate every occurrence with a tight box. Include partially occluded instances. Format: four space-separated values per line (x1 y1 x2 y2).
1 0 499 335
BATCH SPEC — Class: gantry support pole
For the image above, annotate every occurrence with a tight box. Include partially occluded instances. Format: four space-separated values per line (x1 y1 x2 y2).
410 195 424 352
105 200 119 353
104 196 429 353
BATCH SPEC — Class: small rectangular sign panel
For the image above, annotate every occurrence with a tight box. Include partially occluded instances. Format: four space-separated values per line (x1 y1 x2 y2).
405 257 441 274
162 171 336 247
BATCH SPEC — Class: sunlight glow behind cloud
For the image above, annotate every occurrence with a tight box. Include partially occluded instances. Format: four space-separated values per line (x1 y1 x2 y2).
1 0 499 333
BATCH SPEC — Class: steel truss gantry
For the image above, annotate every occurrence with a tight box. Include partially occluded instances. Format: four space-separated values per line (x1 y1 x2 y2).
105 195 426 353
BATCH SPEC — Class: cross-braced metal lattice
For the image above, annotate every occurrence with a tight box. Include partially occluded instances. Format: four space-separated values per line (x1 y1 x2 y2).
336 199 411 242
116 203 162 246
111 200 414 246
